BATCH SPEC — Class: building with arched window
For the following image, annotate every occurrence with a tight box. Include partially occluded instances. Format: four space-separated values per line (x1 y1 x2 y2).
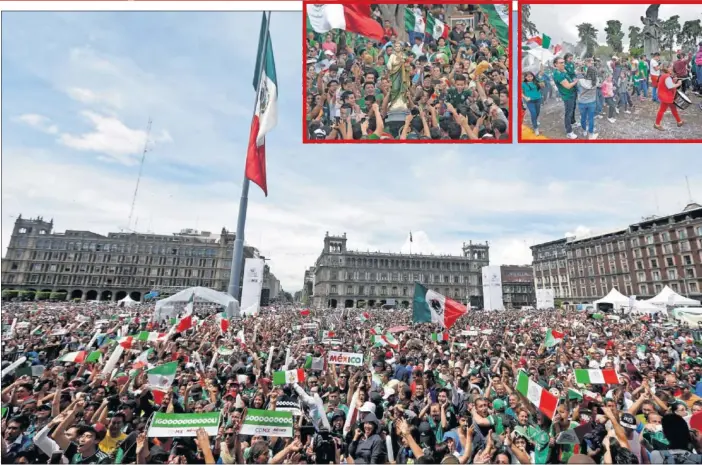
309 232 489 309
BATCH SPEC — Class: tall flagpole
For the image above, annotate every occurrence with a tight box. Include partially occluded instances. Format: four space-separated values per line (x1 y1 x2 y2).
228 11 272 302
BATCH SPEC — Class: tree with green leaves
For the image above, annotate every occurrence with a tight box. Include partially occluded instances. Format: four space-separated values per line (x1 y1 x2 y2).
678 19 702 52
576 23 599 58
628 26 643 51
605 20 625 53
521 5 539 42
660 15 681 59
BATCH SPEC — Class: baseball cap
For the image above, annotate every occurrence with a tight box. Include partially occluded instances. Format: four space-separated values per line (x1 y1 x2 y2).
383 387 396 400
620 413 637 430
359 402 376 414
493 399 506 411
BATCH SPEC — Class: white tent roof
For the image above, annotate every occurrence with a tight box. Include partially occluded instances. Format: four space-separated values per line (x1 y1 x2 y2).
630 299 661 314
594 288 630 306
646 285 701 306
154 286 240 320
118 295 138 306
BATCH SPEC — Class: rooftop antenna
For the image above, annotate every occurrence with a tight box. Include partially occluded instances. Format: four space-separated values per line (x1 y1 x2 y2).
126 118 152 232
685 176 694 203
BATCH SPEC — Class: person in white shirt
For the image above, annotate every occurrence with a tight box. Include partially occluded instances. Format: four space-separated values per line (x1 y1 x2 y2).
650 51 661 102
411 36 425 60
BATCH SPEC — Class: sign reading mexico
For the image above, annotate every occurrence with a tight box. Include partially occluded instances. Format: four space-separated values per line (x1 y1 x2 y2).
327 351 364 367
240 409 293 438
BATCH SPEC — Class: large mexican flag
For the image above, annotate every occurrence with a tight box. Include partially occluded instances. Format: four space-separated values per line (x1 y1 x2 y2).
147 412 221 437
413 283 467 329
480 4 509 46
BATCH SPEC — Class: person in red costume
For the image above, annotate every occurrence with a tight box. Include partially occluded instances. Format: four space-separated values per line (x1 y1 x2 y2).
654 62 684 131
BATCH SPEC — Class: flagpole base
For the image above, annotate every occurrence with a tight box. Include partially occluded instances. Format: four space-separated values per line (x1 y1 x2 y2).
385 109 410 139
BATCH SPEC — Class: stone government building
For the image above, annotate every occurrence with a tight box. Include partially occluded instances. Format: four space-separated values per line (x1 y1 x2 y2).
309 232 490 309
531 203 702 305
0 215 280 302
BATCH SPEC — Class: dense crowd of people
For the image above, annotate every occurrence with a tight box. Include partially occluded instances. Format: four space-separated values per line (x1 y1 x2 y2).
3 297 702 464
521 42 702 139
306 4 510 141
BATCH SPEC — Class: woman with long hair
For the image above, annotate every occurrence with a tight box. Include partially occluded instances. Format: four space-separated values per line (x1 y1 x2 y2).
576 66 599 139
521 71 543 135
654 62 684 131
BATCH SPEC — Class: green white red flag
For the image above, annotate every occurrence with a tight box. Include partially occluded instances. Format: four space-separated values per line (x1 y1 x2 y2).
176 294 194 333
516 370 558 419
544 329 564 347
574 369 620 385
431 332 450 342
147 361 178 390
273 369 305 385
58 350 102 364
246 12 277 196
413 283 467 329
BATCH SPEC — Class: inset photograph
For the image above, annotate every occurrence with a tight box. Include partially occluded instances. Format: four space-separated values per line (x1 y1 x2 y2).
304 3 511 141
520 3 702 142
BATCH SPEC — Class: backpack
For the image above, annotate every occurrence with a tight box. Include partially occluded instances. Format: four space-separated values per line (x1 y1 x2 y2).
660 450 702 464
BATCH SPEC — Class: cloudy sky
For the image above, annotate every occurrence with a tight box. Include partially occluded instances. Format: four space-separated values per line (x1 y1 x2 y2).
528 4 702 48
2 10 701 293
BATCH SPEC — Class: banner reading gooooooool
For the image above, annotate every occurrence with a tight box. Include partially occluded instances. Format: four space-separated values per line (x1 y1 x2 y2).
327 351 364 367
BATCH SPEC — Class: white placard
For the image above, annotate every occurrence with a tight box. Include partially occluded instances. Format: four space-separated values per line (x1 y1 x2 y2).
327 351 364 367
240 258 265 316
481 266 504 311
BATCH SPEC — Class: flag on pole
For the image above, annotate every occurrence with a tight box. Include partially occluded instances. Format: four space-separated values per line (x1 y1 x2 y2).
413 283 467 329
360 312 370 323
147 362 178 390
409 232 413 242
574 369 620 385
541 33 552 50
516 370 558 419
371 333 399 349
405 8 425 34
567 388 583 401
246 12 278 196
544 329 565 347
147 412 221 437
480 4 509 46
426 14 448 40
431 332 450 342
306 4 383 41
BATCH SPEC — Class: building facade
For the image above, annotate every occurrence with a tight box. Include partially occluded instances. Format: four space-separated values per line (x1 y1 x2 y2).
310 232 489 309
500 265 536 309
1 216 260 301
301 267 315 304
531 203 702 303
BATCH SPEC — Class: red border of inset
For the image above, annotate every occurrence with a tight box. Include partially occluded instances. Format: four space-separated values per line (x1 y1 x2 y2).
517 0 702 144
302 0 513 144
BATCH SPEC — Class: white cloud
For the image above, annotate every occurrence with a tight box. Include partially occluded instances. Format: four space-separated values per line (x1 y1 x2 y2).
565 225 594 238
15 114 58 134
66 87 123 108
57 111 172 165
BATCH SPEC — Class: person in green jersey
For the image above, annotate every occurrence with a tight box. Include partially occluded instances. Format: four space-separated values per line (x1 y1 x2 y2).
553 56 579 139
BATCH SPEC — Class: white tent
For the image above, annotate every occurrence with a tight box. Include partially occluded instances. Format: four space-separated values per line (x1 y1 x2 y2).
593 288 630 309
646 285 701 307
630 299 661 315
154 286 240 321
118 295 138 307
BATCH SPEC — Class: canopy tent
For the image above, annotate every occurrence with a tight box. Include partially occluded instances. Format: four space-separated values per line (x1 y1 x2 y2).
118 295 138 307
154 286 240 322
630 299 662 315
646 285 701 307
593 288 630 310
